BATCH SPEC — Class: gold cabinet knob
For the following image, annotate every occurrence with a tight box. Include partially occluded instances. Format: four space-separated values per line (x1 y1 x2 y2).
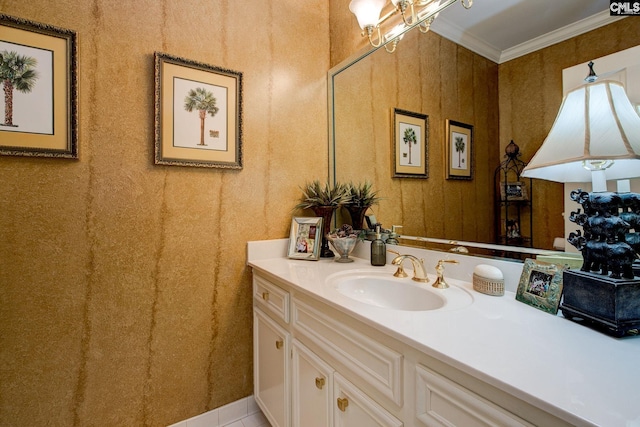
337 397 349 412
275 339 283 349
262 291 269 301
315 377 325 389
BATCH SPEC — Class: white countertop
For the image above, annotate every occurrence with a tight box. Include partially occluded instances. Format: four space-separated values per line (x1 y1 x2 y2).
247 239 640 427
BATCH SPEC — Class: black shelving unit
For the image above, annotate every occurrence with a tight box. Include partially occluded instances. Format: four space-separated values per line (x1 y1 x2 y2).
494 141 533 247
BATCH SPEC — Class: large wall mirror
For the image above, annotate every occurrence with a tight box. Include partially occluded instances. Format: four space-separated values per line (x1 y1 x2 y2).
329 19 525 258
329 10 638 259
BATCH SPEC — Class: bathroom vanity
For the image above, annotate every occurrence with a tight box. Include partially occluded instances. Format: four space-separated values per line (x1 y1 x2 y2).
248 239 640 427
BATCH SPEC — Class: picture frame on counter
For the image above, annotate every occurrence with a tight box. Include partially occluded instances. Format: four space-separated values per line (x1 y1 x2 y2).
516 258 565 314
392 108 428 179
154 52 243 169
0 14 78 159
288 217 323 260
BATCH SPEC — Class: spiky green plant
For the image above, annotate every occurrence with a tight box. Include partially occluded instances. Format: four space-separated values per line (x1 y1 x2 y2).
295 180 350 210
347 181 381 208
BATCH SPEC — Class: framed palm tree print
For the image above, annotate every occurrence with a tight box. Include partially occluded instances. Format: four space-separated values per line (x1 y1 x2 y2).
0 14 78 158
446 119 473 180
393 108 428 179
154 52 243 169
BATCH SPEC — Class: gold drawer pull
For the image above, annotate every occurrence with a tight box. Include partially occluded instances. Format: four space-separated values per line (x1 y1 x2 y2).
337 397 349 412
275 339 283 349
262 291 269 301
315 377 325 389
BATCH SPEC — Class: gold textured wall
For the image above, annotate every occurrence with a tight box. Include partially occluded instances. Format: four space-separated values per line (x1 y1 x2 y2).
499 18 640 249
0 1 328 426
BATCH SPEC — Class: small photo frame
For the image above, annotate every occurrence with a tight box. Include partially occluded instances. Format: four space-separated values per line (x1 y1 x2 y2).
154 52 243 169
393 108 428 179
0 14 78 158
500 181 528 201
516 258 565 314
288 217 323 260
365 214 378 230
446 120 473 180
505 218 521 239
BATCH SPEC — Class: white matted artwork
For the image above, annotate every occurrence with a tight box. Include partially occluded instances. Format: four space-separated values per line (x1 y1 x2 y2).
172 78 228 151
446 119 473 180
154 52 243 168
393 108 428 178
0 14 78 158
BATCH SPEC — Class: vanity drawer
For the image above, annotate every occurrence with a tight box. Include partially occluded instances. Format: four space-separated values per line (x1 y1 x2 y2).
292 297 403 406
254 275 290 324
415 365 533 427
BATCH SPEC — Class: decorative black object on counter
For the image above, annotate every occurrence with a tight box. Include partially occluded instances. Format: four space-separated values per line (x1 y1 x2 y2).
564 190 640 337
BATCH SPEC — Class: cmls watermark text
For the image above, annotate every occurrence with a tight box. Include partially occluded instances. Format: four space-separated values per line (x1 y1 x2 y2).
610 1 640 15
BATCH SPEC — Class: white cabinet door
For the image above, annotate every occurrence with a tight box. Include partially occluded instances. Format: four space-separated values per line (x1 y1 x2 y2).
291 340 333 427
254 308 290 427
333 373 403 427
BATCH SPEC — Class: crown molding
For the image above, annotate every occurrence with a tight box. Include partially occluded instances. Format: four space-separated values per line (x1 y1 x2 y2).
432 11 627 64
499 12 626 63
431 18 502 63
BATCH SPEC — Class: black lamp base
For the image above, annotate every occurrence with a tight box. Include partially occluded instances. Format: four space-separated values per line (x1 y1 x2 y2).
560 269 640 337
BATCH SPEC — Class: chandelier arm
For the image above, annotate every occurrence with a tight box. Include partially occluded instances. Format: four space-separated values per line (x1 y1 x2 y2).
367 26 384 48
461 0 473 9
418 16 434 33
384 39 399 53
400 2 418 26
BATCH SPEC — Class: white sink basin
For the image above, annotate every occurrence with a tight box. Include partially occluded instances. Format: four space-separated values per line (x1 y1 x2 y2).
325 270 473 312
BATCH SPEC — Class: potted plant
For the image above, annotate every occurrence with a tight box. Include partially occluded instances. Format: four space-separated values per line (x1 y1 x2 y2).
295 180 350 258
345 181 381 230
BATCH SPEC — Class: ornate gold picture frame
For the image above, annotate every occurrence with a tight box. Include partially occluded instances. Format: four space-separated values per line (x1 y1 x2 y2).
154 52 243 169
393 108 428 179
0 14 78 158
446 119 473 180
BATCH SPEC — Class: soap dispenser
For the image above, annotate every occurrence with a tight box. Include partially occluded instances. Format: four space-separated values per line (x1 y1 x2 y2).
386 225 402 245
370 225 386 266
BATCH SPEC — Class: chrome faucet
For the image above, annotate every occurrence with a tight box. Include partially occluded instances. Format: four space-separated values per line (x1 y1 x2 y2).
391 254 428 283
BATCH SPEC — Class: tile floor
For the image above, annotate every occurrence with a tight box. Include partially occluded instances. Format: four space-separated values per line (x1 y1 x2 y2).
222 411 270 427
168 396 270 427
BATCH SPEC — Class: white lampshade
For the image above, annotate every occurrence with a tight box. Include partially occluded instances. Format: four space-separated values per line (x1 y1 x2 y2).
349 0 386 30
521 80 640 187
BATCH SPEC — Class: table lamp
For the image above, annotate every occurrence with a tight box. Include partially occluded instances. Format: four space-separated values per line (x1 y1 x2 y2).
521 62 640 336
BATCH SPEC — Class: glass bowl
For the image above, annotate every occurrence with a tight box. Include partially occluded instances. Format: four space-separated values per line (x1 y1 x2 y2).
327 235 359 263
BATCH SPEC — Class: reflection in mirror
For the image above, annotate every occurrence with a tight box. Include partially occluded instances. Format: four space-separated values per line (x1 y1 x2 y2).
330 26 506 255
330 12 638 259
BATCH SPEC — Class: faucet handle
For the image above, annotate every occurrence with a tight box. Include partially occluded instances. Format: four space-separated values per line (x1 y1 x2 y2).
432 259 459 289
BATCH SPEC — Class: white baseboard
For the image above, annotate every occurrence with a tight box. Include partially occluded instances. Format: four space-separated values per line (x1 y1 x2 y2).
168 395 260 427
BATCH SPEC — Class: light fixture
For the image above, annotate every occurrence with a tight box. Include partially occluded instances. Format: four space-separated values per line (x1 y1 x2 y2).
349 0 472 53
521 63 640 337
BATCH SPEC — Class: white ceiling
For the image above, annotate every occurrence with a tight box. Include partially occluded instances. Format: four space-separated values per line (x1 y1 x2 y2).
430 0 625 63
